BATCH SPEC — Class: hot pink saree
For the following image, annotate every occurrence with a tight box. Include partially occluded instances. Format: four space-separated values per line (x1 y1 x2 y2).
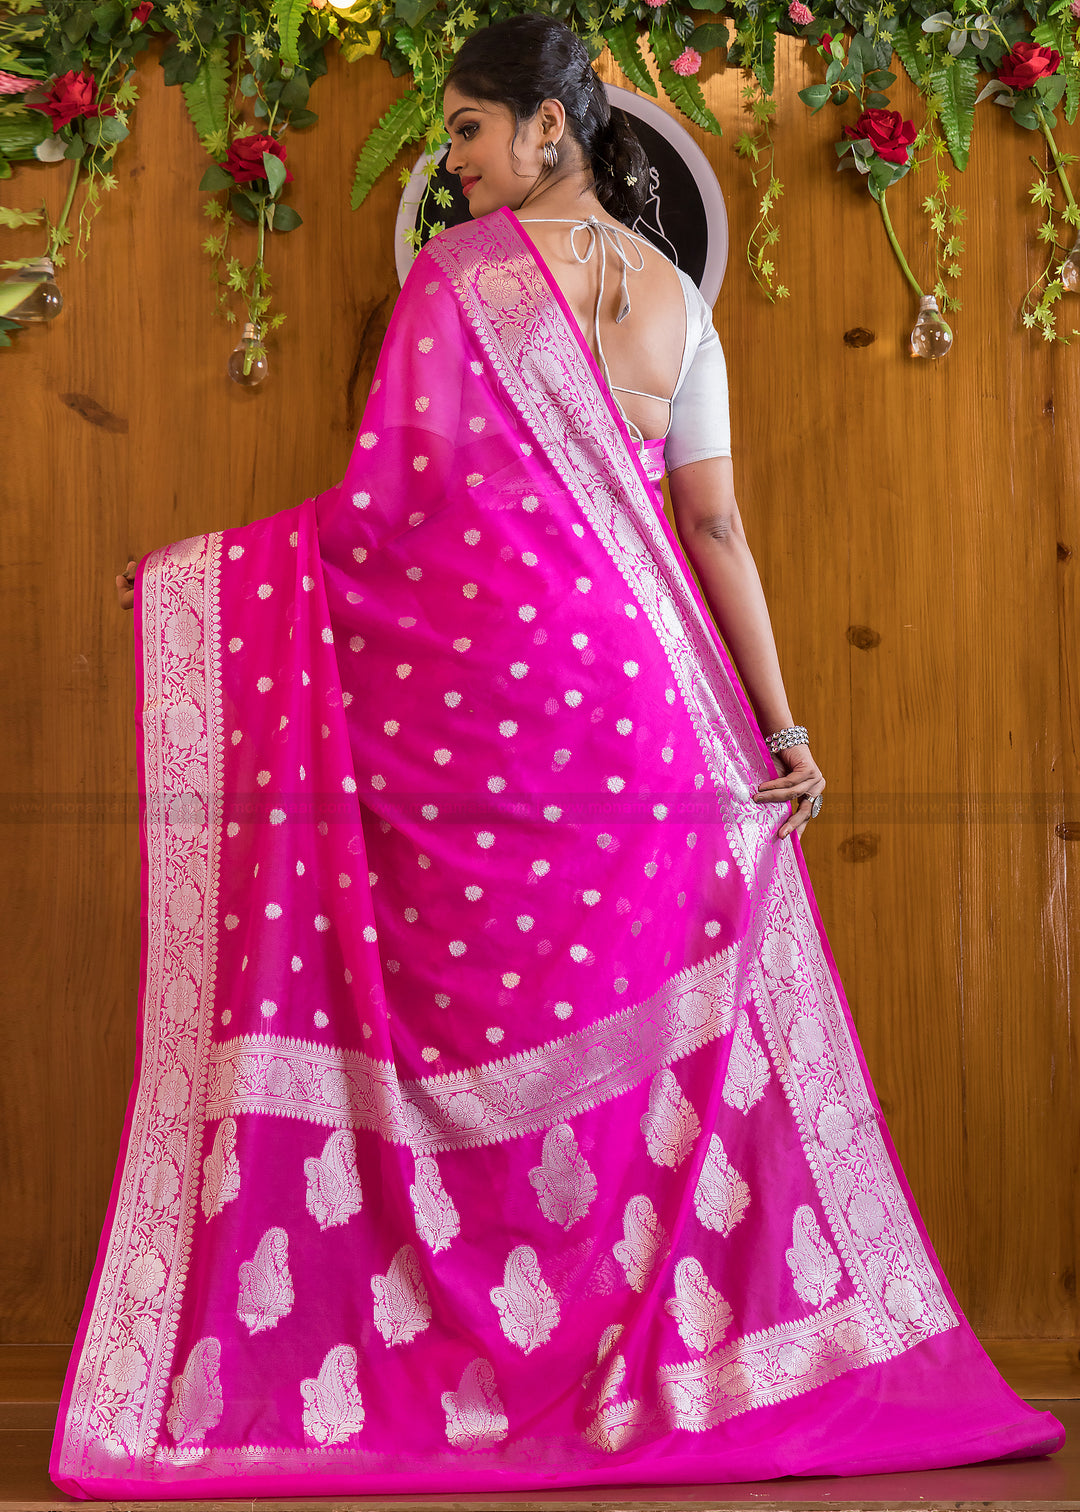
52 209 1062 1499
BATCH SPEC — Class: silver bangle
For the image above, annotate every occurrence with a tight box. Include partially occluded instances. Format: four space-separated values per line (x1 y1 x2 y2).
766 724 809 754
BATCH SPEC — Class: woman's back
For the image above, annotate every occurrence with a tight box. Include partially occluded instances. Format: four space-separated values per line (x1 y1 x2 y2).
514 213 688 443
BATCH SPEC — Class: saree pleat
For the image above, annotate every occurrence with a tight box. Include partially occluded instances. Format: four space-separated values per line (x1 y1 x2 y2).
51 209 1062 1498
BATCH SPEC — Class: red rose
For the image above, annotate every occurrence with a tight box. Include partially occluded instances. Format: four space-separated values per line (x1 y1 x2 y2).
820 32 833 52
225 133 293 187
997 42 1061 91
26 70 116 132
842 107 917 165
132 2 155 23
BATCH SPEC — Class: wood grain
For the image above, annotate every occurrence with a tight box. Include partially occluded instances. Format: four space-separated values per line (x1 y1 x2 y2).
0 36 1076 1382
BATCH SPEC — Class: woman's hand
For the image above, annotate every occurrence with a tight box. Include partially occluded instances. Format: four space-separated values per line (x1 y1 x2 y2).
752 744 825 841
116 559 137 612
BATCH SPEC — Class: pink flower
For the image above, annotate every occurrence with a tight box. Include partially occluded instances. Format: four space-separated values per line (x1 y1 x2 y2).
1072 0 1080 19
671 46 702 76
644 0 668 9
788 0 814 23
0 71 39 95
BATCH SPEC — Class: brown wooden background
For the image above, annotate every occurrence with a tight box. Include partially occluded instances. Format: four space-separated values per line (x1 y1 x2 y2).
1 35 1077 1400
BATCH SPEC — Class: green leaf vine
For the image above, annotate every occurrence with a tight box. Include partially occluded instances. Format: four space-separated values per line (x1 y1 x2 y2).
0 0 1078 361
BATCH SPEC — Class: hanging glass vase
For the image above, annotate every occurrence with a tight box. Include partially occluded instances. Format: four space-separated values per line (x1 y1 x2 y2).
1060 237 1080 294
909 294 953 360
3 257 63 323
227 321 269 387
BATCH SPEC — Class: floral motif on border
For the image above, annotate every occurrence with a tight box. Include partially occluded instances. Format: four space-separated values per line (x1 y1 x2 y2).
203 948 741 1152
55 533 224 1478
658 1297 894 1431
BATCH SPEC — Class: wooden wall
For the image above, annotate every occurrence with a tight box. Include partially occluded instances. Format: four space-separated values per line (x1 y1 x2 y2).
0 34 1077 1397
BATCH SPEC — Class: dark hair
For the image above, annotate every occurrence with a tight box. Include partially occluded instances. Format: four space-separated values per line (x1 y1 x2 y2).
445 15 649 226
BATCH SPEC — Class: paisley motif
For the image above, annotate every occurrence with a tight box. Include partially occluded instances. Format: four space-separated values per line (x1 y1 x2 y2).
304 1128 363 1230
490 1245 560 1353
786 1205 842 1308
371 1244 432 1346
613 1194 669 1292
165 1337 222 1445
441 1358 509 1450
300 1344 366 1445
640 1068 700 1169
583 1341 647 1454
410 1153 461 1253
200 1117 240 1221
527 1123 597 1229
693 1134 751 1237
665 1256 733 1354
722 1009 771 1114
237 1227 294 1334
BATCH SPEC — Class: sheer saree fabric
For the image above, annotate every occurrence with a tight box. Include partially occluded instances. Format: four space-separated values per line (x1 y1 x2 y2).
52 209 1062 1499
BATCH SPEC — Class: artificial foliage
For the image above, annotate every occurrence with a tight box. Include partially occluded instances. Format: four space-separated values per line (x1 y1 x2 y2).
0 0 1078 359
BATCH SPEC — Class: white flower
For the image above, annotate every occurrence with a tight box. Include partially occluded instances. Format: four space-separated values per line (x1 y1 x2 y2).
104 1345 147 1396
124 1252 166 1302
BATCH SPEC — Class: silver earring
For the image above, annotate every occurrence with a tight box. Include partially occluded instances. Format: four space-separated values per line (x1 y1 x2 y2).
542 141 558 170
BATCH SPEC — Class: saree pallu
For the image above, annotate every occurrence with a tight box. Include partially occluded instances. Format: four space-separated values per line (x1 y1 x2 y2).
52 209 1062 1498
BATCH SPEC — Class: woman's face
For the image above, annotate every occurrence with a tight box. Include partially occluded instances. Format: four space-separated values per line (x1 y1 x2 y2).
442 83 559 217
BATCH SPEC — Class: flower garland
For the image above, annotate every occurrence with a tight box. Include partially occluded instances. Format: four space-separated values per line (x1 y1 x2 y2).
1 0 1078 366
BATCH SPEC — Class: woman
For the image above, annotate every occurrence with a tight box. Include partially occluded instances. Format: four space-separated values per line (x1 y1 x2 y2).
57 16 1061 1499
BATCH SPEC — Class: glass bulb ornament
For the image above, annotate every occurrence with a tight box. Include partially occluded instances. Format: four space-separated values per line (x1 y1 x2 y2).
227 321 269 387
4 257 63 323
1060 238 1080 295
909 294 953 360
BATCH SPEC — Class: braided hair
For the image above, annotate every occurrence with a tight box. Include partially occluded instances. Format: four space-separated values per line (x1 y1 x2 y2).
445 15 649 226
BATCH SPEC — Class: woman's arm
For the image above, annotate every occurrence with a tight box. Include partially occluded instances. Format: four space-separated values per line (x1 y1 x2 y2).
667 456 823 840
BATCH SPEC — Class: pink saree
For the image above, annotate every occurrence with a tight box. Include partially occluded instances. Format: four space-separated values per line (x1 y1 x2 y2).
52 209 1062 1499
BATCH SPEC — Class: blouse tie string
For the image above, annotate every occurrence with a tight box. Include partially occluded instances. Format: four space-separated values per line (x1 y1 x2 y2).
517 214 651 454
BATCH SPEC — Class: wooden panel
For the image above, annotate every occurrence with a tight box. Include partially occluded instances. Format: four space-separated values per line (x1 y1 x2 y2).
0 34 1075 1375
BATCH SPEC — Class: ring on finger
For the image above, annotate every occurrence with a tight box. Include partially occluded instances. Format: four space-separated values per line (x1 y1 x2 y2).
800 792 823 819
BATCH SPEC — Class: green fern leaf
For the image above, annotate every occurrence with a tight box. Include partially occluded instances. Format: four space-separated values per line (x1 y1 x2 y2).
604 19 657 98
272 0 307 68
1065 64 1079 126
931 56 977 171
351 91 426 211
649 30 722 136
181 45 229 154
891 23 925 87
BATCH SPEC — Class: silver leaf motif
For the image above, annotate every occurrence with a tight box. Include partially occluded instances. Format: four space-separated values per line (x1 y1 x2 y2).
694 1134 751 1237
304 1128 363 1231
786 1205 842 1308
410 1153 461 1254
371 1244 432 1346
528 1123 598 1229
441 1358 509 1449
490 1244 560 1353
640 1068 700 1168
237 1226 294 1334
613 1193 669 1293
200 1117 239 1221
165 1337 222 1445
300 1344 366 1445
722 1009 771 1114
665 1256 733 1354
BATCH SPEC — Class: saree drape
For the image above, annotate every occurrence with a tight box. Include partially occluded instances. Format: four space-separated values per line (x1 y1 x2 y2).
52 208 1063 1499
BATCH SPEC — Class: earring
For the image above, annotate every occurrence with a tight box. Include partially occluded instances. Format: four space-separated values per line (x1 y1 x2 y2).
542 141 559 170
